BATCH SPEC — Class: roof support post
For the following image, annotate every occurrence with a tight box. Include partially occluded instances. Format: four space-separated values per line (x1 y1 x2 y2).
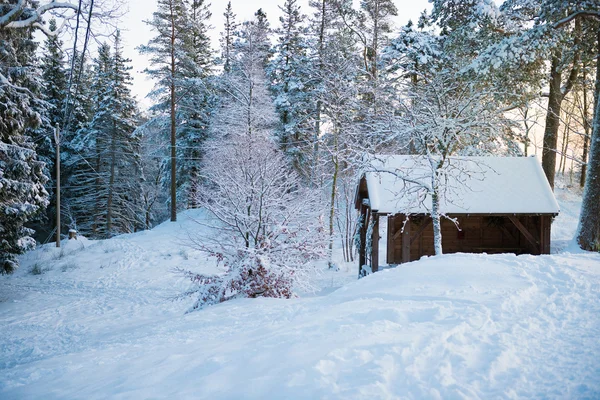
540 215 551 254
402 216 411 263
358 204 367 277
371 213 379 273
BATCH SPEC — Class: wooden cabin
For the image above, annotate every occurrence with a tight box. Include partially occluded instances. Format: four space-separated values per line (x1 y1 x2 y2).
355 156 559 275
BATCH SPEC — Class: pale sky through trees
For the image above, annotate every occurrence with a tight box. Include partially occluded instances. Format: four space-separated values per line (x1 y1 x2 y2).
121 0 431 109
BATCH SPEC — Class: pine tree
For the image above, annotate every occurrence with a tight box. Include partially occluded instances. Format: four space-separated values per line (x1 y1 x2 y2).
220 1 238 73
269 0 313 173
41 19 67 131
35 18 67 237
253 8 273 66
68 34 140 238
138 0 192 222
62 51 95 232
0 5 49 272
213 9 275 140
67 43 113 236
178 0 214 209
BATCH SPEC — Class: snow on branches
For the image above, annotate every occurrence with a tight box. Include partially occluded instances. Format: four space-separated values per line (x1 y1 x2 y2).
181 134 326 310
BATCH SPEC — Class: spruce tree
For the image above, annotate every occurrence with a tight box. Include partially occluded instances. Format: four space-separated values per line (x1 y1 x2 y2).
270 0 313 173
0 5 49 272
139 0 210 219
36 18 67 237
220 1 238 73
179 0 214 209
68 35 140 238
215 9 274 139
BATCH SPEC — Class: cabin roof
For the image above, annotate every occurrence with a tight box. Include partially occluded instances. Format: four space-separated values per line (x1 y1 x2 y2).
358 155 560 215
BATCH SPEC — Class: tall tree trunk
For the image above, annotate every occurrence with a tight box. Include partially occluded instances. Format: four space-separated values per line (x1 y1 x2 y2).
169 0 177 222
542 20 581 189
577 26 600 251
559 113 570 175
106 124 117 237
581 69 590 187
312 0 326 186
542 53 564 189
523 107 530 156
431 164 443 256
247 80 253 137
328 127 339 269
94 146 102 235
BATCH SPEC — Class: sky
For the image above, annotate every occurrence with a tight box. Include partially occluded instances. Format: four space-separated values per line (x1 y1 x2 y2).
119 0 432 109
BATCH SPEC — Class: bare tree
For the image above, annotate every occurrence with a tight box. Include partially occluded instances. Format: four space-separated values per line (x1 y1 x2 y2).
180 134 326 310
382 72 514 255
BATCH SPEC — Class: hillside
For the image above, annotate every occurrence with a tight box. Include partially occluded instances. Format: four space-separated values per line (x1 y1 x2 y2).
1 186 599 399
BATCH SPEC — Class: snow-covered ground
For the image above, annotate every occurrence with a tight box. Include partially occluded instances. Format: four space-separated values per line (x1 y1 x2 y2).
1 186 599 399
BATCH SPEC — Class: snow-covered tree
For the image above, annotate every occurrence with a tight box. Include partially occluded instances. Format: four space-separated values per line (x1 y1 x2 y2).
139 0 191 222
219 1 237 73
68 34 140 238
135 117 170 230
213 10 276 140
32 18 67 236
182 134 326 309
40 19 67 131
577 22 600 252
269 0 313 171
140 0 215 214
0 4 49 272
319 33 361 268
468 0 600 189
390 71 515 255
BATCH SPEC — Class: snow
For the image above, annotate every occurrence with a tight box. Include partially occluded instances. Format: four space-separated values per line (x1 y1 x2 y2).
364 155 560 215
1 189 599 399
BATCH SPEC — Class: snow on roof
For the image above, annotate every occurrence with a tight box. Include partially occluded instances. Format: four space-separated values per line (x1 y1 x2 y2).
362 155 560 215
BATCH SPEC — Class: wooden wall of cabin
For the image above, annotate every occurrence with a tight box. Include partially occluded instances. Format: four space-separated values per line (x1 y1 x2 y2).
387 214 551 264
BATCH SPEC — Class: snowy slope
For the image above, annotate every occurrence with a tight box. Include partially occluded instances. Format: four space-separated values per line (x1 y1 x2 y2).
1 191 599 399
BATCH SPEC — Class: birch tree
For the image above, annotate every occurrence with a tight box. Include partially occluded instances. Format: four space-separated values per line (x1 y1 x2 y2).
392 71 514 255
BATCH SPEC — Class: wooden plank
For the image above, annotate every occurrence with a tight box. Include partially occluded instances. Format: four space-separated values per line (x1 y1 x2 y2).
387 216 393 264
539 216 546 254
402 217 411 263
410 217 432 246
371 213 379 272
508 215 540 252
546 216 552 253
540 215 551 254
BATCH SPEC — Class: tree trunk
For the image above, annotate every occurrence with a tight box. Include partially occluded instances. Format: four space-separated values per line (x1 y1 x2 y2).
559 114 570 175
431 190 443 256
581 69 590 187
577 27 600 251
94 144 102 235
328 151 339 269
431 169 443 256
542 21 581 189
169 0 177 222
542 53 563 189
106 124 117 237
312 0 326 186
523 107 530 157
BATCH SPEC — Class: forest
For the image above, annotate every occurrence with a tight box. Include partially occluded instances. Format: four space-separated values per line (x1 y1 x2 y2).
1 0 599 285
